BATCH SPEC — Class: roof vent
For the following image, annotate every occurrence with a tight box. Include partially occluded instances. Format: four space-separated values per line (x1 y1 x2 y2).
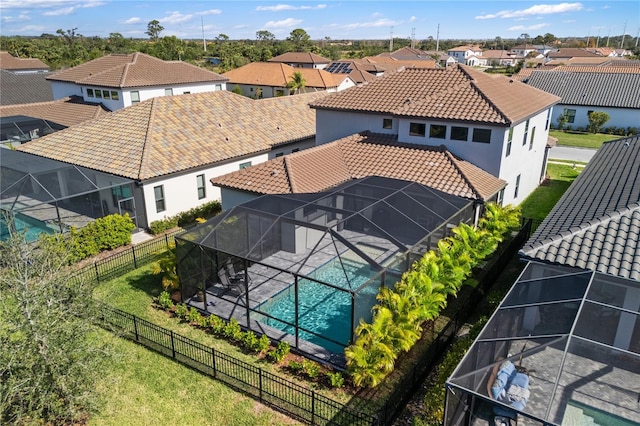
225 137 229 142
270 170 279 176
276 126 281 131
218 123 222 127
404 97 411 104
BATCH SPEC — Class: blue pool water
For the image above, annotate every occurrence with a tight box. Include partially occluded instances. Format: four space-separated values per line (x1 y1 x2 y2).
0 213 53 242
257 258 380 353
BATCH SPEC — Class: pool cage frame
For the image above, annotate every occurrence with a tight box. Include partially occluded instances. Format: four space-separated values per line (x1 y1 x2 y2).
444 261 640 426
1 150 135 241
176 176 478 364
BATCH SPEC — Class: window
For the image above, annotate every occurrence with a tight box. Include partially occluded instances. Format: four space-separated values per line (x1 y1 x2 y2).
429 124 447 139
196 174 206 199
472 128 491 143
565 109 576 123
239 161 252 169
275 152 284 157
131 91 140 104
215 84 222 90
87 88 94 97
451 126 468 141
523 119 529 145
95 90 102 99
506 128 513 157
111 91 119 100
529 127 535 150
545 109 551 130
165 88 173 96
409 122 426 137
383 118 393 129
111 184 132 206
102 90 111 100
154 185 165 213
497 189 504 206
275 89 285 97
514 175 521 199
183 91 191 95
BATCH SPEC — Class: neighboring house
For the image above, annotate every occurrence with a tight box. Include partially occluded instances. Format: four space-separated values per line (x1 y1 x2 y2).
0 51 50 73
469 50 521 67
324 60 379 84
525 67 640 129
309 65 560 206
211 131 506 212
447 45 483 63
0 96 109 146
46 52 228 110
267 52 331 69
0 69 54 105
445 136 640 426
511 44 553 57
545 48 602 63
223 62 355 98
15 91 328 230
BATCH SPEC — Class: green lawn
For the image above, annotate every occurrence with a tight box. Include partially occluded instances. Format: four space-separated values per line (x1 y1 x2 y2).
550 130 617 149
519 163 580 220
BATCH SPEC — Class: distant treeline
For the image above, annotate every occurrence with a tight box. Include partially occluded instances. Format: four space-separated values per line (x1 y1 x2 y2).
1 28 637 72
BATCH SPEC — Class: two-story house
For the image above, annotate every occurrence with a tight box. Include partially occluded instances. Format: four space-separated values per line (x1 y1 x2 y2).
309 65 560 206
0 51 50 74
447 45 483 63
46 52 228 111
267 52 331 69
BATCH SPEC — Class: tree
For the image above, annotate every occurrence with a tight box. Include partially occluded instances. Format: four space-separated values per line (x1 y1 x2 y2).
0 228 111 424
256 30 275 42
287 28 311 50
587 111 610 133
56 27 80 47
556 110 569 130
146 20 164 42
286 71 306 95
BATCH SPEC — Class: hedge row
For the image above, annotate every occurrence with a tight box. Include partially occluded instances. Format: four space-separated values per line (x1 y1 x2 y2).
148 200 222 235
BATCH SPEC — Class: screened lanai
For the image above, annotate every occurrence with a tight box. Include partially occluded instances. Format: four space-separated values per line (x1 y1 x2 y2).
1 150 135 241
176 176 475 364
445 261 640 426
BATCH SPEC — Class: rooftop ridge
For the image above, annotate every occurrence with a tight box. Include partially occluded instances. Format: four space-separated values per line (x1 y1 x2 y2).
118 52 138 87
442 149 484 200
283 155 298 192
76 55 133 85
459 65 511 125
137 98 156 180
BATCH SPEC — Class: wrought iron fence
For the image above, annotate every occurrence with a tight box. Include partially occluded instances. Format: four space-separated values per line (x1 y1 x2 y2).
99 306 376 426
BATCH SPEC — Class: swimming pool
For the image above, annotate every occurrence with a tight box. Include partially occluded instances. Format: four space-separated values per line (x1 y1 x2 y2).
256 258 381 353
0 212 53 242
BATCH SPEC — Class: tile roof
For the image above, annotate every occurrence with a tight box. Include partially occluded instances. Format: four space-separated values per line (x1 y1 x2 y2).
0 52 49 71
520 136 640 280
16 91 328 180
526 69 640 108
377 47 438 62
46 52 227 88
310 65 560 125
0 70 54 105
211 131 506 201
0 96 109 127
448 45 482 52
268 52 330 64
223 62 342 89
547 48 602 59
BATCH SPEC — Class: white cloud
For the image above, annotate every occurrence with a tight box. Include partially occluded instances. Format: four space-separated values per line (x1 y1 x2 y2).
196 9 222 16
371 12 383 18
13 24 45 32
40 1 104 16
160 11 193 24
409 16 417 23
43 7 75 16
1 13 31 22
343 18 398 30
122 17 143 24
563 19 576 23
264 18 303 28
508 23 551 31
476 2 583 19
256 4 326 12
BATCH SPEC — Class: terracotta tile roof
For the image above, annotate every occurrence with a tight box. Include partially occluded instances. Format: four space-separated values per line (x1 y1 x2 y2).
46 52 227 88
16 91 328 180
223 62 342 89
448 45 482 52
0 96 109 127
0 70 54 105
0 52 49 71
268 52 330 64
310 65 559 125
211 131 506 201
547 48 602 59
520 136 640 280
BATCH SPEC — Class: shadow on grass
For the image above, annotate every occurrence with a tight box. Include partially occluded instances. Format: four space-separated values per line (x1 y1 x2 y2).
520 178 575 221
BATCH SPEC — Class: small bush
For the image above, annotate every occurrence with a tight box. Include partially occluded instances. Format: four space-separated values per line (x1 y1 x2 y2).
288 361 304 374
148 201 222 234
157 291 174 310
186 307 202 324
302 360 320 379
223 318 243 341
174 303 188 319
241 331 260 352
268 340 290 363
627 127 638 136
208 315 226 335
326 371 344 388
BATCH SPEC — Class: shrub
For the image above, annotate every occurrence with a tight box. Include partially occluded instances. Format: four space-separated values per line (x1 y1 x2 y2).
627 127 638 136
268 340 290 363
326 371 344 388
157 291 174 310
302 360 320 379
586 111 610 134
241 331 260 352
223 318 243 341
148 201 222 234
288 360 304 374
186 307 202 324
174 303 188 319
208 315 226 335
257 334 270 354
615 127 626 136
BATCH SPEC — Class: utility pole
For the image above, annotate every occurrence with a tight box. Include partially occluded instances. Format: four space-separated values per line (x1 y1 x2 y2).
596 29 600 48
620 21 627 48
606 26 611 47
411 27 415 49
389 26 394 52
202 16 207 52
635 27 639 48
435 23 440 52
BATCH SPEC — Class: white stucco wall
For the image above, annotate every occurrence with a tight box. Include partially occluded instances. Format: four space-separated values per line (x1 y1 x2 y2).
551 105 638 130
315 110 396 144
219 188 259 210
50 81 82 100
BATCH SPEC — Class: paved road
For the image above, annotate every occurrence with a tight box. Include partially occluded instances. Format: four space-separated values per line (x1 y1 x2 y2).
549 146 597 163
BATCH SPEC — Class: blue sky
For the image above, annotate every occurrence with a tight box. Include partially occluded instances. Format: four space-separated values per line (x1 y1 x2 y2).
1 1 638 42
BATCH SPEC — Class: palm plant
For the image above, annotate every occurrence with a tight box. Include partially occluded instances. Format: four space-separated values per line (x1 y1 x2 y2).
286 71 306 95
151 243 179 291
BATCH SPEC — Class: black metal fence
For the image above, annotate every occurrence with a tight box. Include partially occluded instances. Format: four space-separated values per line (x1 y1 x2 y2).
73 230 181 284
372 219 533 425
99 305 376 426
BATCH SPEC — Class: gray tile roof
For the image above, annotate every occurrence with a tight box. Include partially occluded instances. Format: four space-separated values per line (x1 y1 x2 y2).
0 70 54 105
520 135 640 280
526 70 640 108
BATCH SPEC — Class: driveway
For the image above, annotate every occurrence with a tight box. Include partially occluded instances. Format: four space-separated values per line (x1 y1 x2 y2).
549 146 598 163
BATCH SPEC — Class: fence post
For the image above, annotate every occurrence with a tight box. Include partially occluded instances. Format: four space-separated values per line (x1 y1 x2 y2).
132 245 137 269
133 315 139 341
258 368 263 402
311 390 315 425
170 330 176 358
94 262 100 283
211 347 217 377
165 233 169 248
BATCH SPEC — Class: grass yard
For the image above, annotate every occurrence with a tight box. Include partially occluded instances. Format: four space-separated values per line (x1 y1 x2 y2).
90 330 300 426
519 163 580 220
550 130 616 149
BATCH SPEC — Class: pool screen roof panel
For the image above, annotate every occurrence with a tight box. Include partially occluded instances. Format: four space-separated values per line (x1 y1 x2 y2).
446 261 640 425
